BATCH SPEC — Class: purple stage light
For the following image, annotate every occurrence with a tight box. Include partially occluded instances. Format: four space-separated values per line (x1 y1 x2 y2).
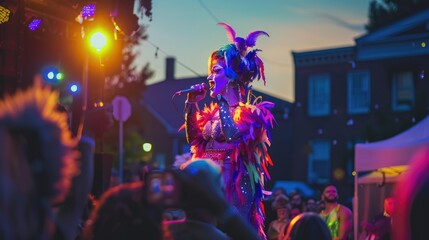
82 4 96 19
28 18 42 31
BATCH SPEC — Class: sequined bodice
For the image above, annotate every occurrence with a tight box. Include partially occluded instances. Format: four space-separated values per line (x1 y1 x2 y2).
202 111 226 142
185 99 275 239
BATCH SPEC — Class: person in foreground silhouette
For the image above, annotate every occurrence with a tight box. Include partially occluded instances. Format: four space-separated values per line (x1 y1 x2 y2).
283 212 331 240
83 159 260 240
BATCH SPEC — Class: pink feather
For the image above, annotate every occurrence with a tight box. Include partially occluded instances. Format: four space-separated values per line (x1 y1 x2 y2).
217 22 236 43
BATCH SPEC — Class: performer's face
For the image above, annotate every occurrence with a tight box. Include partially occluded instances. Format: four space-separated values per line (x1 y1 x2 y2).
207 59 229 98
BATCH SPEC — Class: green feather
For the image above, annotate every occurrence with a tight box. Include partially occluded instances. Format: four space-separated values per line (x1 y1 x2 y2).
254 151 261 165
244 161 256 194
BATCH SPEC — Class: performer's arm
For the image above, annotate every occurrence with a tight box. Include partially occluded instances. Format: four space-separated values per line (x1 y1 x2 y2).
184 83 206 143
217 95 240 143
184 101 200 143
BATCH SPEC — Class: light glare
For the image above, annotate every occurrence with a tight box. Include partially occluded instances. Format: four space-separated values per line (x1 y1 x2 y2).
142 143 152 152
70 84 78 93
56 72 63 80
47 71 54 80
90 32 107 51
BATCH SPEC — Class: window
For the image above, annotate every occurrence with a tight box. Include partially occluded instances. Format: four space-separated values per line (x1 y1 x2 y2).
392 71 414 112
308 74 330 116
348 71 370 114
308 140 330 184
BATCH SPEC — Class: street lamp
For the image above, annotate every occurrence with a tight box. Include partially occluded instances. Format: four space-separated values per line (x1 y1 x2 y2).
79 30 108 138
82 30 108 112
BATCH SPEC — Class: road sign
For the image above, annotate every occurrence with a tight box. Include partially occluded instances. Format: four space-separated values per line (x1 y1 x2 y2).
112 95 131 184
112 95 131 122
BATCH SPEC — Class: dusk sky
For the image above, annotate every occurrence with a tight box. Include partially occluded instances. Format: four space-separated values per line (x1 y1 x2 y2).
136 0 372 101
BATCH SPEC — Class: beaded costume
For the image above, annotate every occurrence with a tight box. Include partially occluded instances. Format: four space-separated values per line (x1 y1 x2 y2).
185 97 274 238
182 23 274 239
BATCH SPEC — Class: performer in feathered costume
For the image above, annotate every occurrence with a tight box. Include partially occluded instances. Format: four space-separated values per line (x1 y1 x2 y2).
181 22 274 239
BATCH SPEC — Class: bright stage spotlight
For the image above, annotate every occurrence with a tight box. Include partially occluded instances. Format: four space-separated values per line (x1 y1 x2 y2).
28 18 42 31
56 72 64 80
90 31 107 51
76 3 96 24
47 71 55 80
42 66 64 84
0 5 11 24
82 3 96 20
69 83 80 94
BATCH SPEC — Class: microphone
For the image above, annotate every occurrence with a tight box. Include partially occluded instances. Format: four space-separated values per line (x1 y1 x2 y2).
174 83 206 96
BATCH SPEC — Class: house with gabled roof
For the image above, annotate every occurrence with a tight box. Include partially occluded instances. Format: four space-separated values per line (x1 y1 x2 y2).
291 8 429 205
140 57 293 187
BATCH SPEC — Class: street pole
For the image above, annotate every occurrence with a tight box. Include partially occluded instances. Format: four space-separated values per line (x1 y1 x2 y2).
118 100 123 184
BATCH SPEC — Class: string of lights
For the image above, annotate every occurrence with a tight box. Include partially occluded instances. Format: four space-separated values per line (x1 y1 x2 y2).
143 38 203 77
197 0 221 24
196 0 291 69
139 0 291 79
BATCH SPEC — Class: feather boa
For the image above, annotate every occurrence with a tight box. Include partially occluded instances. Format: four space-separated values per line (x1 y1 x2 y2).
185 99 275 239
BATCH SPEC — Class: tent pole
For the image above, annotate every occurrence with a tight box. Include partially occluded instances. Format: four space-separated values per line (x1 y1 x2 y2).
354 171 358 240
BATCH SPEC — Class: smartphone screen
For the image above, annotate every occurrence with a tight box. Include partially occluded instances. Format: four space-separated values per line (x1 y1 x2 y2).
147 172 163 204
147 170 180 207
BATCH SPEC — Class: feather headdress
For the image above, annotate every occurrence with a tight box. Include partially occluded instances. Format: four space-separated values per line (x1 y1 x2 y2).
218 22 269 57
212 22 269 86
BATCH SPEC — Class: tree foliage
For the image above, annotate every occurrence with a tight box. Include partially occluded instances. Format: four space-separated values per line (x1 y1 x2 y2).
366 0 429 32
137 0 153 20
101 0 154 165
104 27 154 100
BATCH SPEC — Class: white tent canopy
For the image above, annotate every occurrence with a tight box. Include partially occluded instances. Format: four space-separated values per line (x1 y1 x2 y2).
355 115 429 172
354 115 429 239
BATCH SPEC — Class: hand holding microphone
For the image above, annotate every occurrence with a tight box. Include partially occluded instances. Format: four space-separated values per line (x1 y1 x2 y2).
176 83 207 103
175 83 207 95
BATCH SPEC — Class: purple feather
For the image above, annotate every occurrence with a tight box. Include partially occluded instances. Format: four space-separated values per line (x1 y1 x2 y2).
218 22 270 58
246 31 269 47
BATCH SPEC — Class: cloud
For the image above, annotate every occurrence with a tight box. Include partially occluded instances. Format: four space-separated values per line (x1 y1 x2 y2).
316 13 365 32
